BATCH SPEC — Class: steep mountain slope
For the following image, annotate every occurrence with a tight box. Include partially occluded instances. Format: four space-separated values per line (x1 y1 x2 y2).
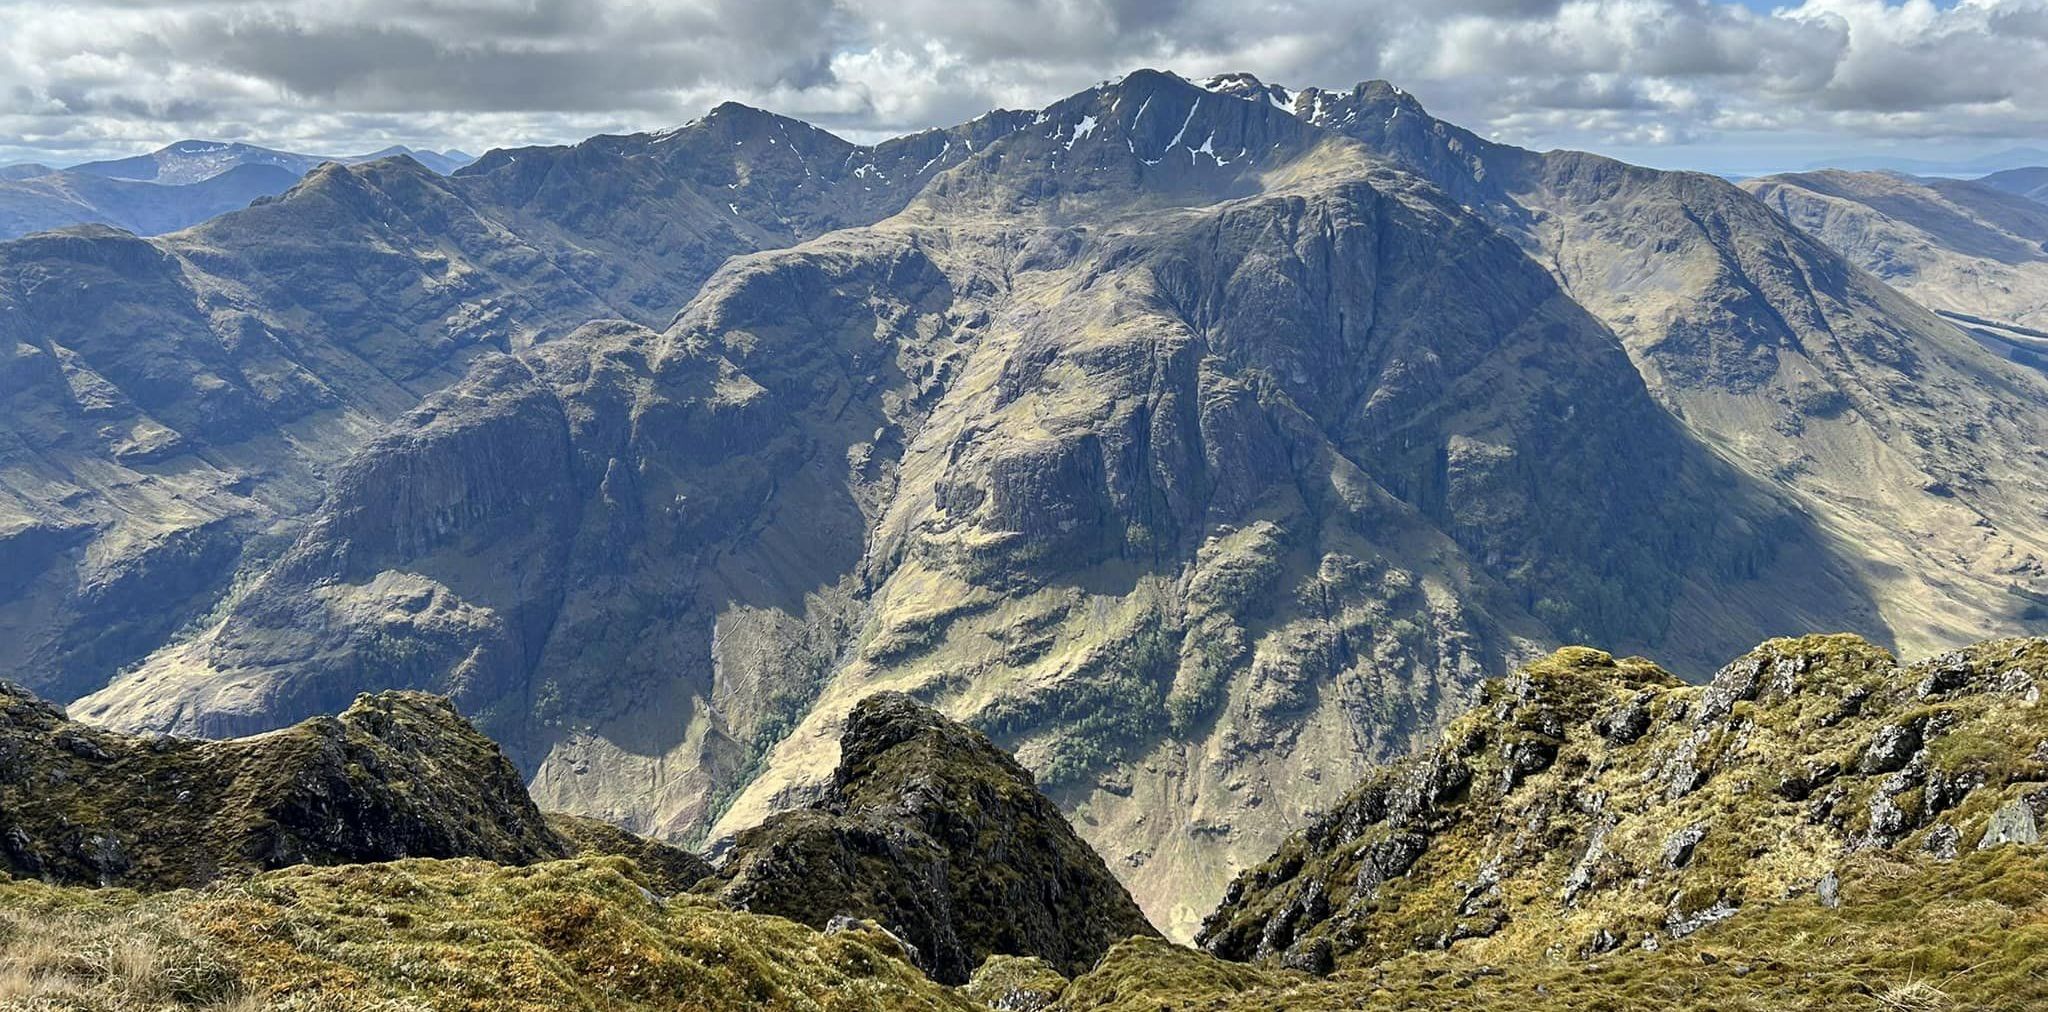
705 692 1157 983
1274 77 2048 658
0 110 1030 705
0 163 302 240
1741 170 2048 369
79 71 1890 939
17 67 2047 945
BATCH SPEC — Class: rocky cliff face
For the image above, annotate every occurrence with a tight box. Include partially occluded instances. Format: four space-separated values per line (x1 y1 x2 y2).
1286 77 2048 658
704 692 1157 984
1198 634 2048 968
1307 83 2048 658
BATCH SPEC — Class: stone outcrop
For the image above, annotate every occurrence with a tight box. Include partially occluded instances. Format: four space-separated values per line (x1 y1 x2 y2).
702 691 1159 984
1198 635 2048 967
0 681 702 889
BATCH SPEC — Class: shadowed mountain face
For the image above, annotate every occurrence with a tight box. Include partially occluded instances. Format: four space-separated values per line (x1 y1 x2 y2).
0 109 1029 705
1279 79 2048 660
10 70 2047 939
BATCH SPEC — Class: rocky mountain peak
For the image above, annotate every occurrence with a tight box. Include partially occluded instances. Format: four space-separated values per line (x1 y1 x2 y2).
1 682 570 887
916 67 1325 215
1292 79 1430 127
830 690 1028 797
1 680 711 892
704 691 1159 984
693 101 856 158
1199 72 1294 109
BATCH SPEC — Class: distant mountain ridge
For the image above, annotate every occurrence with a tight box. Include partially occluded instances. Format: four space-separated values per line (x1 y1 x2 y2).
1980 166 2048 205
0 140 479 241
67 138 475 184
0 162 302 239
1804 146 2048 176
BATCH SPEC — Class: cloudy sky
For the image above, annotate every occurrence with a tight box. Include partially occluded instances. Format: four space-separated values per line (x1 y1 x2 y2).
2 0 2044 176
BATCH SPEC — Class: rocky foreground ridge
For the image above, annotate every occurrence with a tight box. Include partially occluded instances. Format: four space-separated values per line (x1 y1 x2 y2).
0 680 1157 999
707 691 1158 983
5 633 2048 1009
0 681 712 890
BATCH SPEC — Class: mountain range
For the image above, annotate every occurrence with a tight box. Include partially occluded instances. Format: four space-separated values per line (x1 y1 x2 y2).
0 140 476 240
1804 146 2048 176
2 69 2045 943
65 139 475 184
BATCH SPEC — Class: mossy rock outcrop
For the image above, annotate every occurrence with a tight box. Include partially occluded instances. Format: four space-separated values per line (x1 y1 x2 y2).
1198 634 2048 973
0 682 703 890
702 691 1160 983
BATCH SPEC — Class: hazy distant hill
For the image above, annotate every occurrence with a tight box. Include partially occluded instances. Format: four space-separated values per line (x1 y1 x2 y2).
0 162 303 239
69 139 475 185
0 142 480 240
1980 166 2048 205
1805 146 2048 176
353 145 475 175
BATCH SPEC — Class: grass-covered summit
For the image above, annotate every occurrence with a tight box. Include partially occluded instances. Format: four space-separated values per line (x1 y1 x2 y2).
0 856 976 1011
